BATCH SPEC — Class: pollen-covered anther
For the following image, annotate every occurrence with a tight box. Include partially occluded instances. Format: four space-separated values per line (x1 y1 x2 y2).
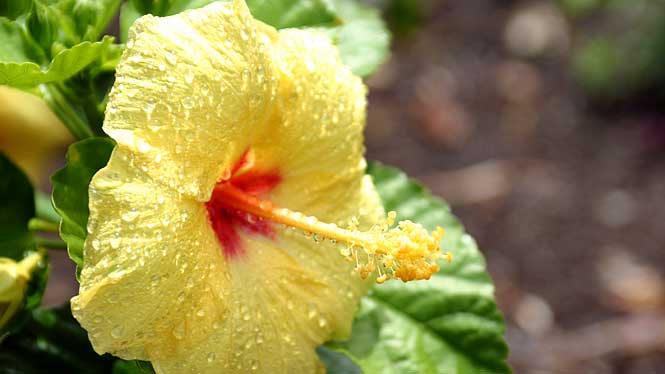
213 183 448 283
343 217 446 283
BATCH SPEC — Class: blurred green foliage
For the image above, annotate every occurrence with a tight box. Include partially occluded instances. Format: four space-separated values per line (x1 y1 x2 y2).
561 0 665 102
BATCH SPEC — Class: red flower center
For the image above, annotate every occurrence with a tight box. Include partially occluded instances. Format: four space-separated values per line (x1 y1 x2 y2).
205 149 281 257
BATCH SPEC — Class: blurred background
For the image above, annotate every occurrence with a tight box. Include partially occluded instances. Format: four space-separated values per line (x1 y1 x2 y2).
7 0 665 373
363 0 665 373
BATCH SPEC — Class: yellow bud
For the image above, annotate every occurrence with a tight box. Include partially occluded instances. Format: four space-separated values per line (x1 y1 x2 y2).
0 253 42 327
0 86 73 183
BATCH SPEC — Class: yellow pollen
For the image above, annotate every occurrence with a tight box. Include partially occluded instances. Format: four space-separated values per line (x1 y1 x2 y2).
215 184 448 283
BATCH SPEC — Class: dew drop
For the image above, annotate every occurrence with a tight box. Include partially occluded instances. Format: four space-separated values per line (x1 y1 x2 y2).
185 71 195 84
307 304 317 320
305 58 315 72
121 208 140 222
241 69 251 89
110 237 121 249
165 51 177 65
173 323 185 339
250 360 259 370
177 291 186 303
150 274 160 286
181 97 194 109
318 316 328 328
207 352 216 363
111 325 124 338
197 309 206 317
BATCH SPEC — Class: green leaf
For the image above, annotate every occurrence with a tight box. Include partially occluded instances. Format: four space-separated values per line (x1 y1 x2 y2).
246 0 336 29
119 0 143 42
317 346 363 374
113 360 156 374
51 137 115 279
0 155 49 337
0 0 32 20
322 0 391 77
26 1 62 52
1 303 154 373
0 304 116 372
0 35 113 87
67 0 124 42
330 163 510 374
0 154 35 261
0 17 45 64
119 0 220 42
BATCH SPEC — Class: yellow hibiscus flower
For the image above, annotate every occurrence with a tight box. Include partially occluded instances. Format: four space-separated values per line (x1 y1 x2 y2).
71 0 445 372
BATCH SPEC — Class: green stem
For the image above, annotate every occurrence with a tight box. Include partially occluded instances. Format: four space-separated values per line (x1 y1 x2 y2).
28 218 59 233
40 84 93 139
35 191 60 224
35 237 67 250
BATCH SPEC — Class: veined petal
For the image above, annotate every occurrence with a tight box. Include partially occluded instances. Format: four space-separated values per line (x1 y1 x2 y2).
253 28 370 221
153 179 382 373
72 148 230 360
104 0 279 201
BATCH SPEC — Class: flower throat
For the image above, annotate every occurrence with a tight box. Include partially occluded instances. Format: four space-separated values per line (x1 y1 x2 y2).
206 149 451 283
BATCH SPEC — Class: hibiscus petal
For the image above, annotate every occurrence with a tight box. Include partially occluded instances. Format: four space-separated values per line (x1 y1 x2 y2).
152 179 381 373
253 29 371 223
72 148 230 360
104 0 279 201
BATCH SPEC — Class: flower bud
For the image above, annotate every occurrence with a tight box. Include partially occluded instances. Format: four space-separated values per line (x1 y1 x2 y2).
0 253 42 327
0 86 73 183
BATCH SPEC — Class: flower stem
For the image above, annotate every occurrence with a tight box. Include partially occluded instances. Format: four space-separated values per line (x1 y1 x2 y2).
40 84 94 139
28 218 59 233
35 237 67 250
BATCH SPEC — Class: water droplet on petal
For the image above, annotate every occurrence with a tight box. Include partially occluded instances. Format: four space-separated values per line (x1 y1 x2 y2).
173 323 185 339
185 71 195 84
182 97 194 109
110 237 121 249
111 325 124 338
207 352 216 363
121 208 140 222
307 304 317 319
165 51 177 65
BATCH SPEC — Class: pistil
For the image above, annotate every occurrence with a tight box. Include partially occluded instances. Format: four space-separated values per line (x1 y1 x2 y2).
214 183 451 283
